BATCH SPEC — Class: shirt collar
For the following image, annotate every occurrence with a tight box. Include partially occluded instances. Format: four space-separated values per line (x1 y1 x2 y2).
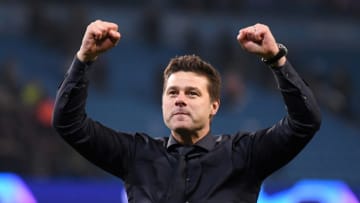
166 133 216 152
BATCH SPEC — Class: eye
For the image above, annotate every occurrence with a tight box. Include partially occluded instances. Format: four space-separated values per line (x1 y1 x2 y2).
188 90 200 97
167 89 178 96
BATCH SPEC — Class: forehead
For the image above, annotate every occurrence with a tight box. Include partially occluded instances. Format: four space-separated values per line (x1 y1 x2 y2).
165 71 209 90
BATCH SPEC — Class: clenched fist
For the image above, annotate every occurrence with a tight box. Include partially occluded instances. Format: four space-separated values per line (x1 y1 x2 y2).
237 23 286 67
77 20 121 62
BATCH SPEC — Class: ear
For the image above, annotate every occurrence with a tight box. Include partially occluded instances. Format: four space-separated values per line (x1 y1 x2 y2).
210 99 220 117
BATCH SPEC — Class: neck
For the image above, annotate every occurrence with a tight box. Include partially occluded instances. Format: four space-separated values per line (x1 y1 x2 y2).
171 128 209 145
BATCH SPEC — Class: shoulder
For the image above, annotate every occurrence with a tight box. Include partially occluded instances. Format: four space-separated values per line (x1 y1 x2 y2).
213 131 252 145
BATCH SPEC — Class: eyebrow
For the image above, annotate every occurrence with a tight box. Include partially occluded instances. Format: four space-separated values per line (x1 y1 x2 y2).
166 86 201 91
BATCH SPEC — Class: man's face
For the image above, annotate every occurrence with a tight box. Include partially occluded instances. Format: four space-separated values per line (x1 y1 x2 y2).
162 71 219 135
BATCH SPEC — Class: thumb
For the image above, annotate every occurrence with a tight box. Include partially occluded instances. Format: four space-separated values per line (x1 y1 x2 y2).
108 29 121 45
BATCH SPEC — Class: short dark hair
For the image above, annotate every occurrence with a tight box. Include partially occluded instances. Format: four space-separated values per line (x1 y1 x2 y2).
163 55 221 102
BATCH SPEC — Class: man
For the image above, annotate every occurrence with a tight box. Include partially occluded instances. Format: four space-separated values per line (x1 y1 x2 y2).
52 20 321 203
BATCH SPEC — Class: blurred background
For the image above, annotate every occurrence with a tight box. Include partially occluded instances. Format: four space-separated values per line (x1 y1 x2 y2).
0 0 360 202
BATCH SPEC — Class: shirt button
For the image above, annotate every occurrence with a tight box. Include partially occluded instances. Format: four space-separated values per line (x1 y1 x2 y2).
185 201 190 203
186 177 190 182
302 95 307 100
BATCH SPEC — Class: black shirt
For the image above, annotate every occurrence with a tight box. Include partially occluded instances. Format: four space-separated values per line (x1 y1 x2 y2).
52 57 321 203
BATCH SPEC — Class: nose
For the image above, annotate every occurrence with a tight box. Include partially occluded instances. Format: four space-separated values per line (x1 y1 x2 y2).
175 93 186 107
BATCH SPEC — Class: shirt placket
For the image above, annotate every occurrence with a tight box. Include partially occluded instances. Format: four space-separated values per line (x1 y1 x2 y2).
184 151 203 203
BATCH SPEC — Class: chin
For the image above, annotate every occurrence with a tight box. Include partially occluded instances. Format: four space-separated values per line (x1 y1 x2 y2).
170 121 190 130
173 128 193 136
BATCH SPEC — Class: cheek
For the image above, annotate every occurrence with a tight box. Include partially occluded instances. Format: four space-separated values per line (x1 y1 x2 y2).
192 103 211 117
204 106 213 116
162 99 171 114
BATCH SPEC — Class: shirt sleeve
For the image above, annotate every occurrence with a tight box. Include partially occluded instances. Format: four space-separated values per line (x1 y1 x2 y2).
52 56 135 179
244 60 322 180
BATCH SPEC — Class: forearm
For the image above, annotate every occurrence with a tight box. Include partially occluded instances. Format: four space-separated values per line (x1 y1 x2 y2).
52 56 90 136
248 60 321 178
52 57 133 177
271 60 322 134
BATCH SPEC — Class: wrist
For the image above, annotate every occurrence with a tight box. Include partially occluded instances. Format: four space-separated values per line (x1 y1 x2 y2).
271 56 286 68
76 51 98 63
261 43 288 67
